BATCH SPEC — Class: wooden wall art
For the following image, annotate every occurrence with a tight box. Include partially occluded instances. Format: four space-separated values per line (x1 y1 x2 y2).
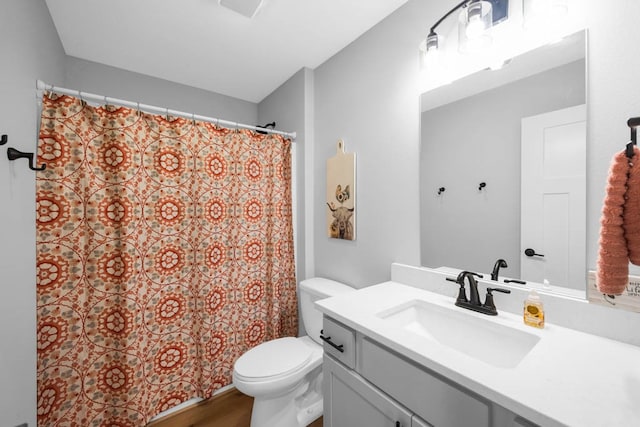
326 139 356 240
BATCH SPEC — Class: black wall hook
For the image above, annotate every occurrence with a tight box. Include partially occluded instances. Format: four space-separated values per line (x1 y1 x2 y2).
437 187 445 195
478 182 486 191
0 134 7 146
7 147 46 171
627 117 640 159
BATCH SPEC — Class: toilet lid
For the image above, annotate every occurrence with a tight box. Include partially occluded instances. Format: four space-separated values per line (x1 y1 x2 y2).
235 337 312 379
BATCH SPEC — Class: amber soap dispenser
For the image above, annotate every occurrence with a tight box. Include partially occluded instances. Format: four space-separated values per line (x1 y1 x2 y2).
523 290 545 328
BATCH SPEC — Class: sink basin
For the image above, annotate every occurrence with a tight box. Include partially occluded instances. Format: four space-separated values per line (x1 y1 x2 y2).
377 300 540 368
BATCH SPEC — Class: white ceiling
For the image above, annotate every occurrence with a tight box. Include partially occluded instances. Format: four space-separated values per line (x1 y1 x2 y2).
45 0 409 103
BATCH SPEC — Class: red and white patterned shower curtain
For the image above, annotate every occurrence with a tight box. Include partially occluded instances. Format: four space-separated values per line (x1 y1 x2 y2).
35 94 297 426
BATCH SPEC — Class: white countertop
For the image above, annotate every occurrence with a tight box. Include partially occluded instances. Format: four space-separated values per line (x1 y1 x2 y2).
316 281 640 427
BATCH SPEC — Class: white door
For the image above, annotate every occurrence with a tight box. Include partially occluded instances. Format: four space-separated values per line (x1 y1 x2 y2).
521 104 586 290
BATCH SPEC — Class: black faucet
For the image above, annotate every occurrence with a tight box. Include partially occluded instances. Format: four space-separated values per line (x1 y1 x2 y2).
446 271 483 305
446 271 511 316
491 259 508 281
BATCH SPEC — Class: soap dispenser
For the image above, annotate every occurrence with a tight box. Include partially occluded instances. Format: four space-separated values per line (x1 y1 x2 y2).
523 290 545 328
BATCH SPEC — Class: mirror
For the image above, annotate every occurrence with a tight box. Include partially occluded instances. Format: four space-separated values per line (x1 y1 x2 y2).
419 30 587 296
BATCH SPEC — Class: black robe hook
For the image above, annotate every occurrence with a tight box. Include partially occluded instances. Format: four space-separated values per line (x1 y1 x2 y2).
0 134 7 146
7 147 46 171
627 117 640 159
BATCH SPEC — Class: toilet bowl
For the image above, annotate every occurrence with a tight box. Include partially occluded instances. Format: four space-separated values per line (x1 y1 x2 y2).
232 277 354 427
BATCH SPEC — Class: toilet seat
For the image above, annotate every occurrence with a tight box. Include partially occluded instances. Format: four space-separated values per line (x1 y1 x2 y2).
234 337 313 382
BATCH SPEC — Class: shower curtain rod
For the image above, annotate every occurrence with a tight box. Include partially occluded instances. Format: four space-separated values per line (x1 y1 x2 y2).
36 80 296 140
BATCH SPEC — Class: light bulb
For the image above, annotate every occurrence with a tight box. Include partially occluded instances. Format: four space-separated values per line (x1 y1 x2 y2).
424 48 440 69
466 15 486 39
423 32 440 69
459 1 493 53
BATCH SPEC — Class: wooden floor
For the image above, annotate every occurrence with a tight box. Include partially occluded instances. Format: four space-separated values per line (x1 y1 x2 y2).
146 388 323 427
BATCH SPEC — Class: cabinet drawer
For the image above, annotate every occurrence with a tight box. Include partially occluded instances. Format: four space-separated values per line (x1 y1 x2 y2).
360 337 490 427
322 317 356 369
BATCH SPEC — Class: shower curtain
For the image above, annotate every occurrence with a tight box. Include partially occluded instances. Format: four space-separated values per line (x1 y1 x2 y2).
35 94 297 426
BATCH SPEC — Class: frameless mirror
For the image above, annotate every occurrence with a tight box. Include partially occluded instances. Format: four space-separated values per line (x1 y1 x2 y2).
420 30 587 297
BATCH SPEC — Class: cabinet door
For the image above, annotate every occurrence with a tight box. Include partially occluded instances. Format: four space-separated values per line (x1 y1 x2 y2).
324 354 412 427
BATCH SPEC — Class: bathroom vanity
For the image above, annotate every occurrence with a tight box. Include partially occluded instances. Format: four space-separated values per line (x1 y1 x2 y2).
316 278 640 427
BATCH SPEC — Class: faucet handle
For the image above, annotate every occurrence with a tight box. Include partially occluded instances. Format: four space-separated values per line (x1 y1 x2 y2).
483 287 512 315
446 277 468 303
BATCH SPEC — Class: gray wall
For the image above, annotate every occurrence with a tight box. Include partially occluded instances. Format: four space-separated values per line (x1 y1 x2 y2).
312 0 640 293
0 1 66 426
65 56 257 124
420 60 585 277
312 1 428 288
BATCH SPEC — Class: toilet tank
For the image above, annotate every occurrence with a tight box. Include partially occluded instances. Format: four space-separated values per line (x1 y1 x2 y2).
299 278 354 345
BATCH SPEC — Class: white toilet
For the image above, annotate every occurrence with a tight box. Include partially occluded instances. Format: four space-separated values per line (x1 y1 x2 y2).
233 277 354 427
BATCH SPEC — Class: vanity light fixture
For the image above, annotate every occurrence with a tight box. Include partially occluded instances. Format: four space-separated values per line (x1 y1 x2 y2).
422 0 509 70
458 0 494 53
424 31 441 70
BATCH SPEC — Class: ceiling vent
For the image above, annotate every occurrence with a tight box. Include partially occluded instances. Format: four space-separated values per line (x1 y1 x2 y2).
218 0 265 18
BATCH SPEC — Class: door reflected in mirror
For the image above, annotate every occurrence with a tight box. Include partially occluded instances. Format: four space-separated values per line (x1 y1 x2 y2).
420 30 587 296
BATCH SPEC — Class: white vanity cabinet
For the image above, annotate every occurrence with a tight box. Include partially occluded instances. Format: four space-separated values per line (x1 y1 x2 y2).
322 315 537 427
318 280 640 426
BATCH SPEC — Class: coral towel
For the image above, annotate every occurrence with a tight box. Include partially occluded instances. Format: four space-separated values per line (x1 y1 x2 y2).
597 149 632 294
624 145 640 265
